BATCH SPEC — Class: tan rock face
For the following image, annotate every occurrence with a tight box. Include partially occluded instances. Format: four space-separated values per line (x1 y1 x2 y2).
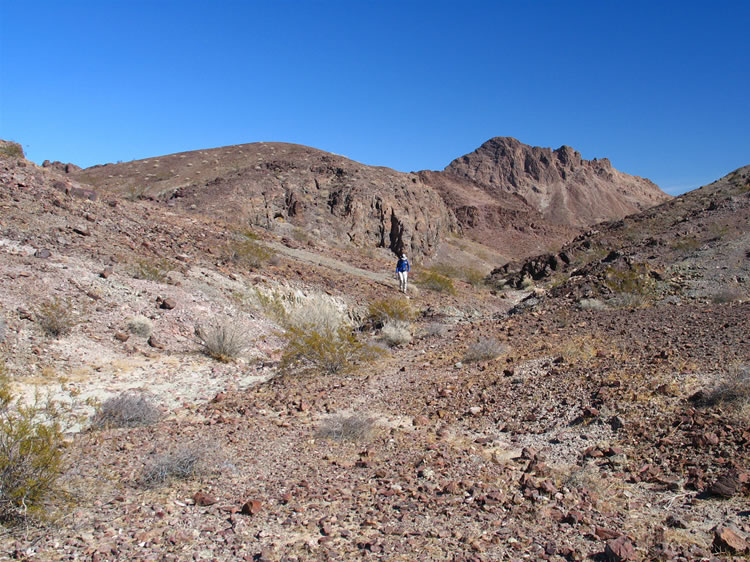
444 137 670 227
72 143 457 259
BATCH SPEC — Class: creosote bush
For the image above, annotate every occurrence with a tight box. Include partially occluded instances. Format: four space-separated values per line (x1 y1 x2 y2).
195 317 248 362
37 297 76 337
0 366 69 523
416 270 456 294
89 392 161 429
140 442 212 488
279 294 382 376
225 237 272 270
316 413 376 442
368 296 414 326
463 337 507 363
131 258 173 282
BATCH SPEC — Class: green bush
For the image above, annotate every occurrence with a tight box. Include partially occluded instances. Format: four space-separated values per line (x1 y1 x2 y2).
416 270 456 294
0 371 67 523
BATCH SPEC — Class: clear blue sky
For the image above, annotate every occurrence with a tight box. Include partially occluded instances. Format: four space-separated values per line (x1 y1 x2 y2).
1 1 748 195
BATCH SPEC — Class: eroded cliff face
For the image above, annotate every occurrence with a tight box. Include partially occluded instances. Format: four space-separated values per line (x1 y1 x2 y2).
73 143 457 259
444 137 670 227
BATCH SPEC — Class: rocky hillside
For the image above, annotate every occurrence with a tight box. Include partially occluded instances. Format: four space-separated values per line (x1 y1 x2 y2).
444 137 670 227
493 164 750 305
71 142 457 260
1 141 749 559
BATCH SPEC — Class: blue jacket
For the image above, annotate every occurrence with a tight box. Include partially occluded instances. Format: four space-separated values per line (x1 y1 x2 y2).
396 258 410 273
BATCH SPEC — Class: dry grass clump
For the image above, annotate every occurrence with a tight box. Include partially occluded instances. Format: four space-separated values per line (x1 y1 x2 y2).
710 287 745 304
127 315 153 338
694 364 750 413
194 317 248 362
368 296 414 326
0 369 68 523
140 442 213 488
316 413 377 442
463 337 507 363
89 392 161 429
380 320 412 347
578 298 607 311
36 297 76 337
421 322 449 338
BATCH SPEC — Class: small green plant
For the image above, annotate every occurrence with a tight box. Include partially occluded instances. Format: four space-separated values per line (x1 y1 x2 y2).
37 297 76 337
0 367 68 523
89 392 161 429
416 270 456 294
463 338 507 363
368 296 415 326
316 413 376 442
131 258 173 282
194 318 248 362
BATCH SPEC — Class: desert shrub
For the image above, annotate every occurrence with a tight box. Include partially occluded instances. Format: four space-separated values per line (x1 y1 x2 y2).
0 373 67 523
140 442 212 488
316 413 376 442
278 292 382 376
131 258 172 282
36 297 76 337
89 392 161 429
421 322 448 338
710 287 745 304
463 338 507 363
694 364 750 411
0 142 23 159
578 298 607 310
670 236 701 254
225 238 271 270
380 320 412 347
416 270 456 294
127 315 153 338
280 325 382 375
603 264 657 307
194 317 248 362
368 296 414 326
463 268 487 287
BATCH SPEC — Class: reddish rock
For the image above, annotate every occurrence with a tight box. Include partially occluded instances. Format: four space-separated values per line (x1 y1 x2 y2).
114 331 129 342
712 525 748 554
595 527 620 540
159 298 176 310
34 248 52 259
193 491 217 506
147 335 164 349
412 415 430 427
709 472 740 498
100 267 113 278
240 499 262 516
604 536 637 561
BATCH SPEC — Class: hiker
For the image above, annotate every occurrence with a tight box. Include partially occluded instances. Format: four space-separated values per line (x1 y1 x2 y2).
396 253 410 293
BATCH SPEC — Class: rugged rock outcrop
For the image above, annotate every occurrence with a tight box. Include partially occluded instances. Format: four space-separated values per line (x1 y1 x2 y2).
444 137 670 227
72 143 457 258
